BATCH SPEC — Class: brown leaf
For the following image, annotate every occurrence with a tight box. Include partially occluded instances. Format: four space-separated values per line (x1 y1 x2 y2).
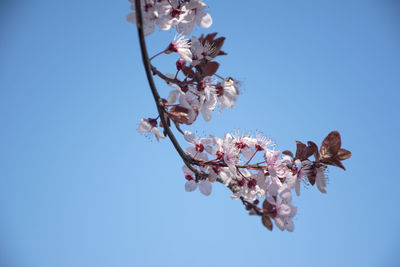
322 157 346 170
337 148 352 161
295 140 320 161
168 105 199 126
203 61 220 77
295 141 307 160
248 210 258 216
181 66 195 78
307 141 320 160
210 37 226 58
304 145 315 159
168 105 190 125
217 50 227 56
282 150 294 158
307 166 317 185
308 174 316 185
319 131 351 170
262 215 273 231
320 131 341 159
262 199 275 212
199 32 217 43
199 33 227 58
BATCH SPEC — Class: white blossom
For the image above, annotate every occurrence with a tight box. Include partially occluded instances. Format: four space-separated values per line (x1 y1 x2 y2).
176 0 213 35
166 34 192 63
126 0 158 36
137 118 165 141
216 78 239 112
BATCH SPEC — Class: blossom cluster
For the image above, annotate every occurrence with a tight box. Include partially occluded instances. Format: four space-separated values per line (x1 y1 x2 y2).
137 32 238 136
180 130 350 231
166 75 238 123
127 0 212 36
130 0 351 231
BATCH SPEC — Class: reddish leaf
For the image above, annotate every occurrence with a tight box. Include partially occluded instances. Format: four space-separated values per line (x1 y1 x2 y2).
295 141 307 160
337 148 352 161
262 199 275 213
199 33 227 58
248 210 258 216
217 50 227 56
199 32 217 43
322 157 346 170
168 105 190 125
304 145 315 159
319 131 351 170
262 215 273 231
181 66 195 78
308 174 316 185
210 37 226 58
203 61 219 77
320 131 341 159
295 140 320 161
282 150 294 158
307 168 316 185
307 141 320 160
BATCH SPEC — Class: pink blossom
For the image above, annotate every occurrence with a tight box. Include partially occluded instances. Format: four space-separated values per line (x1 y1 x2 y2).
165 34 192 63
137 118 165 141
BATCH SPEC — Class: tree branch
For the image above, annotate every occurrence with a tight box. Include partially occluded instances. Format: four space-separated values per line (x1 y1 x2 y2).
134 0 201 177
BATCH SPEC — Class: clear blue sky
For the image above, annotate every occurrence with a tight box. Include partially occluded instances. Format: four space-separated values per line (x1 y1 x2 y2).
1 1 399 266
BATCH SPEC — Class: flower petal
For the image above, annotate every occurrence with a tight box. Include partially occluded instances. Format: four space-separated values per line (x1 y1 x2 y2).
184 130 197 144
196 12 212 28
126 12 137 24
285 219 295 232
274 217 285 231
199 180 212 196
185 180 197 192
137 119 151 133
316 168 327 194
178 48 192 63
177 21 195 35
152 127 165 141
278 204 291 216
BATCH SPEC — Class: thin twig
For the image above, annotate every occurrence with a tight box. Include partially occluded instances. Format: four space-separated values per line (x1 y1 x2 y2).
150 65 194 87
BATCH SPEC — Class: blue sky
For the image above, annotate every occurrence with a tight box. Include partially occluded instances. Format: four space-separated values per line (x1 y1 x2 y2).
1 1 399 266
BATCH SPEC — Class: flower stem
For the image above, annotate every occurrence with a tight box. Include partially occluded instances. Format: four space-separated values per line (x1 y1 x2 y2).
149 50 166 61
213 73 224 80
245 150 258 165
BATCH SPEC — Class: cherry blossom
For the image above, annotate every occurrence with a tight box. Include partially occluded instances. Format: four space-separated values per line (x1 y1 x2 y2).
176 0 213 35
289 159 312 196
156 0 189 32
190 36 215 65
183 130 209 160
130 0 352 232
127 0 212 36
315 166 327 194
126 0 158 36
182 166 212 196
216 78 239 112
165 34 192 63
137 118 165 141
